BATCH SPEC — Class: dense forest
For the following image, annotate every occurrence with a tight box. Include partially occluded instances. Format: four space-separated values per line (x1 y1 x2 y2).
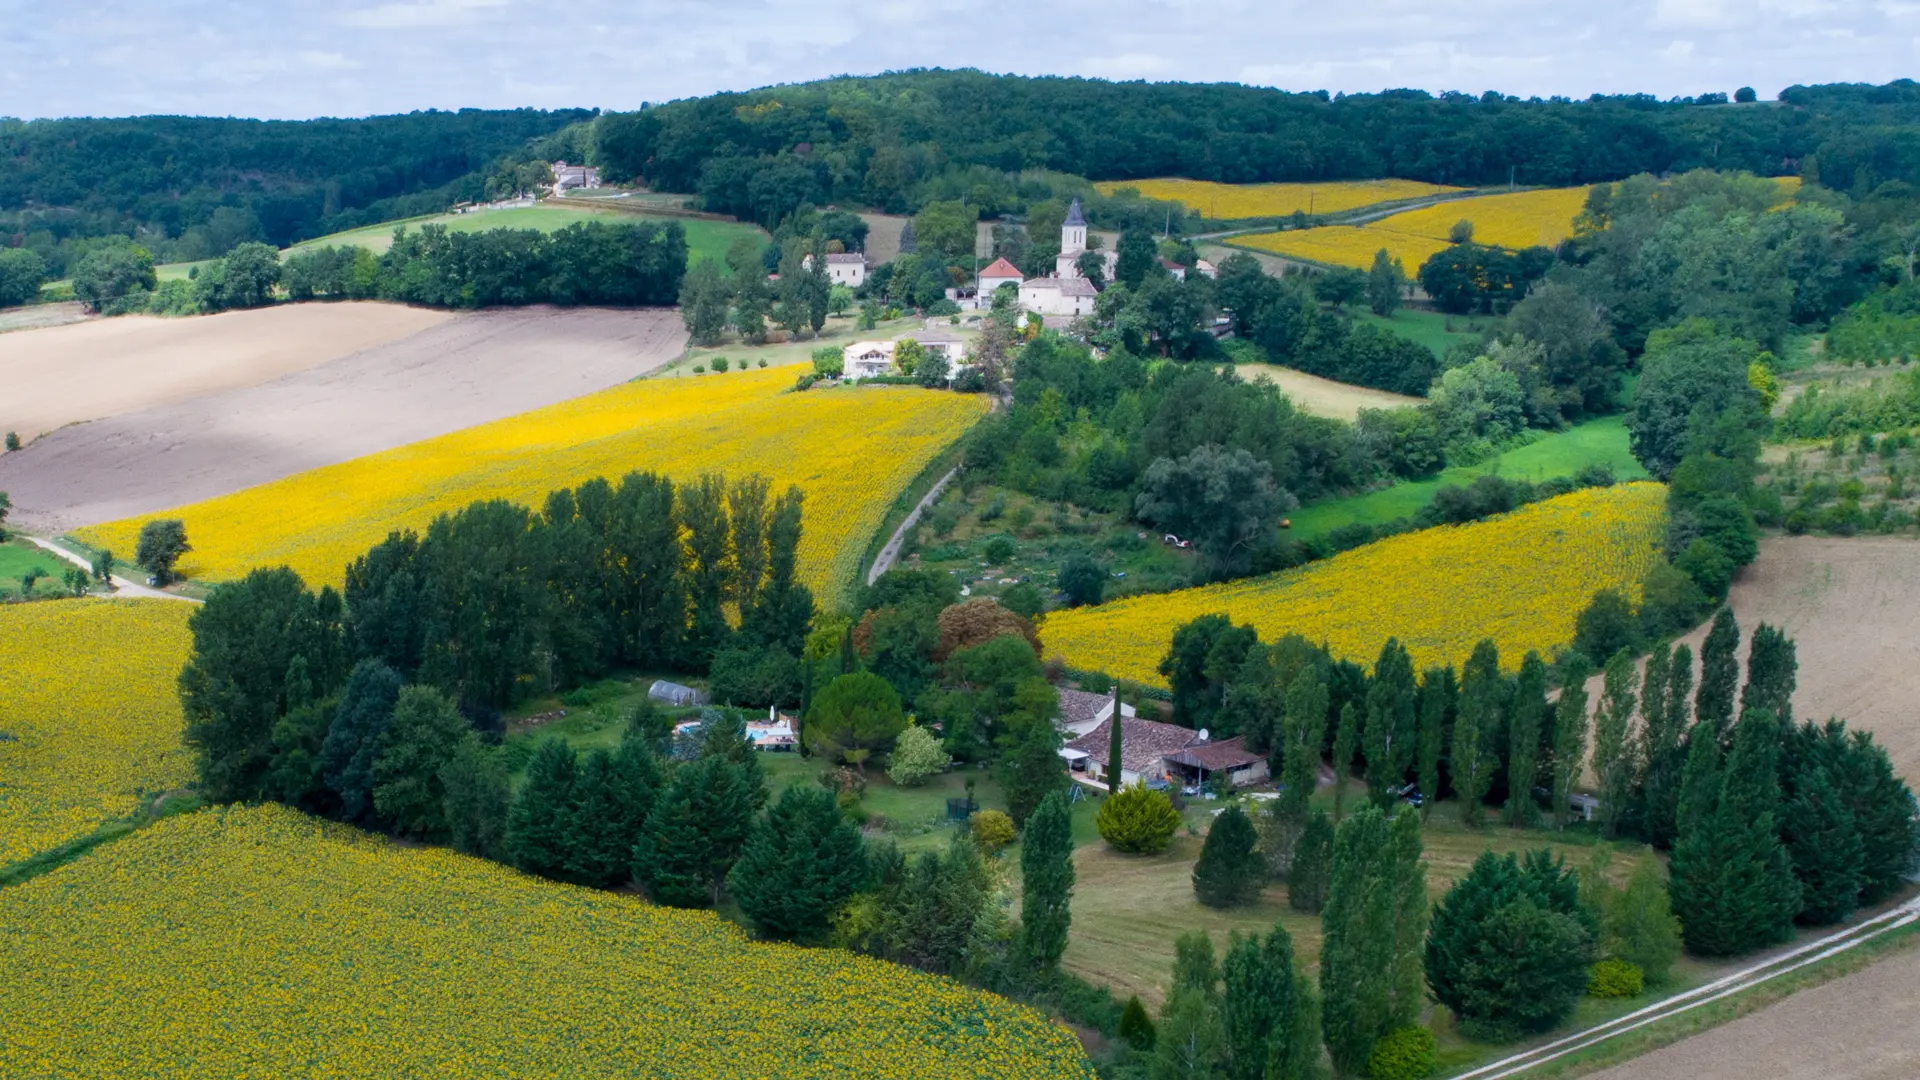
0 109 591 270
594 73 1920 221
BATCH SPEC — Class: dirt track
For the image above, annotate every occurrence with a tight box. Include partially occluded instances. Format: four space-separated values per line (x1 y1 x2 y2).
1587 940 1920 1080
0 303 453 441
0 305 687 532
1690 536 1920 781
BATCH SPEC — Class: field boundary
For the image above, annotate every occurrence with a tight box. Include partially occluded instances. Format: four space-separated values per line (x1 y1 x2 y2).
853 432 977 602
1450 896 1920 1079
0 793 204 888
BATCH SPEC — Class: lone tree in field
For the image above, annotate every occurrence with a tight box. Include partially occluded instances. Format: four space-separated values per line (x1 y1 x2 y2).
1193 803 1266 908
135 518 191 586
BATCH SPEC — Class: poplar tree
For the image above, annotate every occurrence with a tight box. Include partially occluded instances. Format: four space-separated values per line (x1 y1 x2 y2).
1551 653 1591 828
1220 922 1319 1080
1592 649 1639 838
1640 643 1691 848
1695 608 1740 745
1453 640 1501 827
1506 651 1548 827
1288 809 1333 914
1417 667 1453 823
1670 710 1801 956
1280 666 1328 826
1320 805 1427 1076
1364 639 1418 808
1332 702 1359 823
1740 623 1798 729
1019 790 1076 970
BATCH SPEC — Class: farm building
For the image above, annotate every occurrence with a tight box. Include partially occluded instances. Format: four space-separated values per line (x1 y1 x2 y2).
1020 276 1097 318
1062 715 1265 789
648 680 707 707
550 161 601 194
1163 737 1268 790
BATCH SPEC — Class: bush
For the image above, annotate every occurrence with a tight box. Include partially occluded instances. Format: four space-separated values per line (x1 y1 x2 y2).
886 722 951 786
1572 588 1638 664
711 356 730 372
971 808 1015 853
1096 782 1181 854
1587 958 1644 999
984 535 1017 563
1367 1025 1437 1080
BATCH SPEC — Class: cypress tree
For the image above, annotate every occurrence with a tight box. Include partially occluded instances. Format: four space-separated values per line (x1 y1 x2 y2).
728 784 869 940
1818 721 1920 904
504 737 578 879
1417 666 1452 823
1453 640 1501 827
1288 808 1333 914
637 782 711 908
1780 759 1864 925
1194 803 1266 908
1220 922 1314 1080
1332 702 1359 822
1426 849 1595 1036
564 749 634 888
320 658 404 824
1019 789 1076 970
1364 639 1418 808
1695 608 1740 745
1740 623 1798 729
1551 653 1591 828
1670 710 1801 956
1592 649 1639 838
1506 651 1548 827
1107 688 1125 795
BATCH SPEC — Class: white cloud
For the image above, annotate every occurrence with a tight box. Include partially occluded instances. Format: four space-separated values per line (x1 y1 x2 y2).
1081 52 1174 80
298 51 362 71
340 0 510 30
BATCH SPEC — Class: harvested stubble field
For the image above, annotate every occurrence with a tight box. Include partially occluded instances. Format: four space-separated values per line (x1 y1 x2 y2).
0 804 1095 1079
1093 178 1464 220
0 305 687 533
1236 186 1590 270
0 599 194 865
1231 362 1423 420
0 301 452 443
1042 483 1667 685
77 367 989 605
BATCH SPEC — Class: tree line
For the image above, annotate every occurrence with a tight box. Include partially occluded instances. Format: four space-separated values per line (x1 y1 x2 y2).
0 109 590 269
590 72 1920 226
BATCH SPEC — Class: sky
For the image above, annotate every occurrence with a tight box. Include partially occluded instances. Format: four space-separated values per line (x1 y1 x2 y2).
1 0 1915 120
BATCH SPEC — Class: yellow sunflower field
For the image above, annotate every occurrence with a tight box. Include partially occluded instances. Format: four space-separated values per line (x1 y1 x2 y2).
0 599 195 865
0 803 1096 1079
1093 178 1463 220
77 367 987 606
1236 186 1591 270
1042 483 1667 685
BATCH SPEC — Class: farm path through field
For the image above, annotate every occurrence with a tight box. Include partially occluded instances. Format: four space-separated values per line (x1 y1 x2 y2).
21 536 188 601
0 305 687 532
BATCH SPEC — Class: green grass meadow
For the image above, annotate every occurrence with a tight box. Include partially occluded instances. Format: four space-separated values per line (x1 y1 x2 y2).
289 203 768 273
1284 415 1649 542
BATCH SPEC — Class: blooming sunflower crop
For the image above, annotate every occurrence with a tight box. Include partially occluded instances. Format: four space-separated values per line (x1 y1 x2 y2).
1042 483 1668 685
1236 186 1591 270
1093 178 1463 221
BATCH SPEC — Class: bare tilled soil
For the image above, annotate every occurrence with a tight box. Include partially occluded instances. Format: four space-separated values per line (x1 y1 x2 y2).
0 302 454 441
1588 940 1920 1080
0 305 687 532
1689 536 1920 781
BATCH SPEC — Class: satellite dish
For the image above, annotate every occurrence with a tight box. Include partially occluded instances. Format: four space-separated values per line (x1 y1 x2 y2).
1197 728 1210 742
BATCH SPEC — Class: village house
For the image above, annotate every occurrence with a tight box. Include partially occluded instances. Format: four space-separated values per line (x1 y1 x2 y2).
549 161 601 194
1019 276 1098 318
1056 687 1138 738
1061 714 1269 790
803 251 869 286
838 327 969 380
977 256 1025 299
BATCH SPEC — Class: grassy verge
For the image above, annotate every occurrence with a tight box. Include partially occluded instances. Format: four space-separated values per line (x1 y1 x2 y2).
852 434 976 605
1354 307 1496 358
0 792 205 887
1284 416 1648 543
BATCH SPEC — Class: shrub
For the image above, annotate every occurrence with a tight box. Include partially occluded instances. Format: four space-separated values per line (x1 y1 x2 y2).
693 364 706 373
1367 1025 1437 1080
1587 958 1644 999
3 431 18 452
885 722 951 786
1117 995 1157 1050
984 535 1017 563
970 808 1015 853
1096 782 1181 854
757 359 767 368
934 597 1039 660
711 357 730 372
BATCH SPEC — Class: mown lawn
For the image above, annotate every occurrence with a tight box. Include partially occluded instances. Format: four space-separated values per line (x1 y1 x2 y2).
1355 306 1497 358
288 204 768 272
0 540 70 597
1284 415 1649 542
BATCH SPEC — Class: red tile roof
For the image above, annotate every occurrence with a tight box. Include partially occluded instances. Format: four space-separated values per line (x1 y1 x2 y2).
979 257 1023 279
1065 716 1204 776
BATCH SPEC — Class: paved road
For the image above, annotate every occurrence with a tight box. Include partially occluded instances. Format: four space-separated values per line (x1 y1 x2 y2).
866 468 959 586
